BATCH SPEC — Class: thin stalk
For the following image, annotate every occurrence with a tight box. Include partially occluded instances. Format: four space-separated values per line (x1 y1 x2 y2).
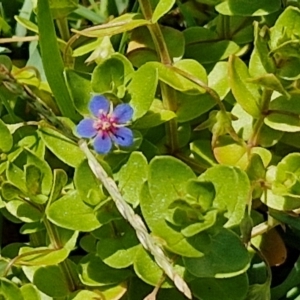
138 0 180 153
43 218 77 292
174 152 206 174
160 83 179 153
248 88 272 148
0 95 18 122
3 248 56 277
0 36 39 43
221 15 231 40
89 0 100 14
56 17 70 41
171 65 227 112
118 0 139 53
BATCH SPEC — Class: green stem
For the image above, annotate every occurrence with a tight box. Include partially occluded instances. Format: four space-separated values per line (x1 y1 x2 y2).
160 84 179 153
174 152 206 174
0 94 18 123
138 0 180 153
43 218 77 292
221 15 230 40
171 66 227 113
89 0 100 14
248 88 272 148
56 17 70 41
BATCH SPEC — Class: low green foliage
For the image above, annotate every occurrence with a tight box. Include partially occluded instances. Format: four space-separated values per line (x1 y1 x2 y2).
1 0 300 299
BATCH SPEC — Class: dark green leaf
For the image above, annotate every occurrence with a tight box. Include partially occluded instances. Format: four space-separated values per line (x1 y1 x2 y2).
37 0 79 120
78 253 130 286
184 228 250 278
216 0 281 16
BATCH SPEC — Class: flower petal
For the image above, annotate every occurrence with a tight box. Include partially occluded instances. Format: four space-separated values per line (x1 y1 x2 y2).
112 104 133 123
111 127 133 147
76 119 97 138
93 132 112 154
89 95 110 117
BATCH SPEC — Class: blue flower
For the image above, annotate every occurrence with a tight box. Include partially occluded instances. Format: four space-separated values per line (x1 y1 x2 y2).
76 95 134 154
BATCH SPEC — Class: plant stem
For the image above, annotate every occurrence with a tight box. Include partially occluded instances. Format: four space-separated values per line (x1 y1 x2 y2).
43 218 77 292
56 17 70 41
174 152 206 174
171 65 227 113
248 88 272 148
138 0 179 153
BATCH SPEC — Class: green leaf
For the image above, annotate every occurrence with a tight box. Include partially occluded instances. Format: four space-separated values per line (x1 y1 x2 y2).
152 0 175 23
74 160 106 206
95 200 122 225
265 95 300 132
25 165 42 196
133 246 181 288
0 278 23 300
229 55 261 118
96 220 140 269
177 62 229 122
6 200 42 223
247 74 288 98
72 13 150 38
57 228 79 251
213 136 249 169
25 149 53 196
270 6 300 50
39 127 85 168
263 154 300 210
1 182 22 201
184 228 250 278
128 64 158 120
37 0 79 120
133 101 176 128
48 0 79 19
181 210 218 237
48 169 68 204
0 119 12 152
70 290 101 300
191 139 218 168
17 131 45 158
199 165 250 227
15 16 38 33
78 253 130 286
184 27 218 44
33 265 70 297
91 55 134 97
18 246 69 266
65 69 92 115
128 26 185 64
20 284 41 300
6 162 27 193
80 234 97 253
185 40 240 64
270 209 300 231
117 152 148 208
216 0 281 16
141 156 204 256
189 274 249 300
249 22 275 77
145 59 206 94
20 222 45 235
47 191 101 231
245 282 271 300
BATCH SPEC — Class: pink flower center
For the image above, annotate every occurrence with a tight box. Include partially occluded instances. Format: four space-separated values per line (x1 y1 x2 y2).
93 110 117 134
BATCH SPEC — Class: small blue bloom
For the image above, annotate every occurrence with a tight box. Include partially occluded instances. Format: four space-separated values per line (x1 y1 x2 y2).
77 95 134 154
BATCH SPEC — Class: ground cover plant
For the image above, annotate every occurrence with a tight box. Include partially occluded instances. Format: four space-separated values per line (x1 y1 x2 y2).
1 0 300 299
